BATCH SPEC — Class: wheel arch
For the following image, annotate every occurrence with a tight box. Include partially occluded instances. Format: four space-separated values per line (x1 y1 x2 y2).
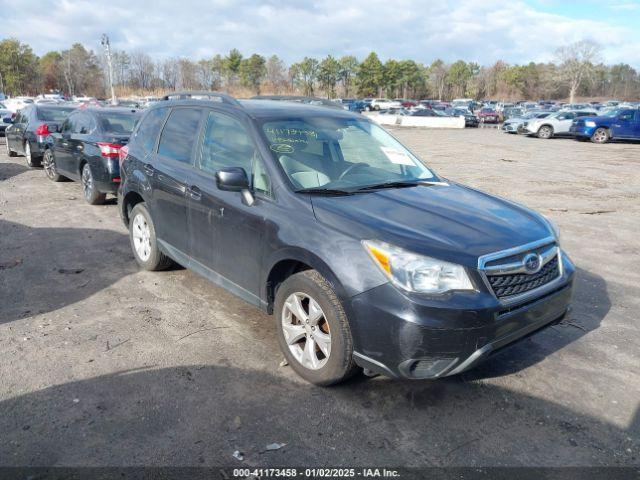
264 248 348 315
121 190 147 227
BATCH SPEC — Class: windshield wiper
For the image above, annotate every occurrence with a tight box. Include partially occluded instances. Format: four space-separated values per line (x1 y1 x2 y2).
354 180 422 191
295 187 355 196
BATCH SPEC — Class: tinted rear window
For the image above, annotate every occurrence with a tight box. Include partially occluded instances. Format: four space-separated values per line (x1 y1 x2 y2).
96 112 138 134
37 107 75 122
157 108 203 163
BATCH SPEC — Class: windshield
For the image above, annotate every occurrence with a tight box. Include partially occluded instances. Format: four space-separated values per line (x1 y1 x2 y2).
261 118 436 191
37 107 75 122
96 112 137 134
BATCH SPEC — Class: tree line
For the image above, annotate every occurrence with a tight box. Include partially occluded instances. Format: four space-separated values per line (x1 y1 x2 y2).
1 37 639 103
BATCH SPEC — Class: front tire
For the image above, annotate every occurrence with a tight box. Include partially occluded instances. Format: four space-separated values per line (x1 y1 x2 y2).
275 270 358 386
591 128 609 144
24 141 40 167
537 125 553 139
129 203 173 271
5 139 17 157
43 149 63 181
81 163 106 205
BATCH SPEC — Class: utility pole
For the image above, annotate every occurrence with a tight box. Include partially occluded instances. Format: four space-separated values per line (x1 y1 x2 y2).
101 34 117 105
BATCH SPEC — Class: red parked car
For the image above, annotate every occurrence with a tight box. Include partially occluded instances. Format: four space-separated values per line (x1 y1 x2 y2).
477 107 500 123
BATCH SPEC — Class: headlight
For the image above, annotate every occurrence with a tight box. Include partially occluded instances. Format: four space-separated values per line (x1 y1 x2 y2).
362 240 474 294
584 121 596 127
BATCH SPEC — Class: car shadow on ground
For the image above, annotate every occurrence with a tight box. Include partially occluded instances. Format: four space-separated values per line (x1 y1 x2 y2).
0 161 30 181
0 219 137 325
0 364 636 467
460 266 609 381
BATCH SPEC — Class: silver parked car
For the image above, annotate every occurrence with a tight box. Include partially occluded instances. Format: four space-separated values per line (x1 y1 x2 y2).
524 110 598 139
502 111 551 134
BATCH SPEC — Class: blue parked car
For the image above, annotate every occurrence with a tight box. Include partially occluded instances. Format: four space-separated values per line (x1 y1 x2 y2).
570 108 640 143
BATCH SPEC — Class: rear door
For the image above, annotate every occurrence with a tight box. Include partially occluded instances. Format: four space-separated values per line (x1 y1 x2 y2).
634 111 640 139
68 113 95 179
9 108 29 153
54 113 78 175
152 107 204 257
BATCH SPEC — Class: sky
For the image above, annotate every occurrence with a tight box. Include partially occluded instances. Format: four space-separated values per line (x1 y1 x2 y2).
1 0 639 67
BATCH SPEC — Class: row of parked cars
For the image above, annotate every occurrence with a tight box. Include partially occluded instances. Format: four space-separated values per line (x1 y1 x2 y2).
2 91 576 386
501 106 640 143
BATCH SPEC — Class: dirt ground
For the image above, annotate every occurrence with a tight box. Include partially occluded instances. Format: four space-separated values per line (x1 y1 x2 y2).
0 128 638 468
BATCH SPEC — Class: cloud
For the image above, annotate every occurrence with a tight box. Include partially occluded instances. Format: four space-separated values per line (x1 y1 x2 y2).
0 0 638 67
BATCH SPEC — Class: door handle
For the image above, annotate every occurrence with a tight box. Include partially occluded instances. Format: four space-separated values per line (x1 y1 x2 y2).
143 164 154 176
187 185 202 201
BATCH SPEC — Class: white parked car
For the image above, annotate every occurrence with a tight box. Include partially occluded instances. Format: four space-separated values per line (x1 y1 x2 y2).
369 98 402 111
524 110 598 139
3 97 35 113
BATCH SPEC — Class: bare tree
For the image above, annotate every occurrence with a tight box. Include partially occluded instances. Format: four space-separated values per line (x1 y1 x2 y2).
130 51 155 90
556 40 601 104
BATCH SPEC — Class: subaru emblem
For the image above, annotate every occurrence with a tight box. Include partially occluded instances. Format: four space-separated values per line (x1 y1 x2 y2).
523 253 541 273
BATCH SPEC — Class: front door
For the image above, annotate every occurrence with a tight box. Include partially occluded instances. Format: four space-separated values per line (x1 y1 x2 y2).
611 110 636 138
189 109 272 304
151 107 204 257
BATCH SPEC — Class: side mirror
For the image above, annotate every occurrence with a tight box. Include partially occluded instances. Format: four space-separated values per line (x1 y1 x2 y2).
216 167 254 206
216 167 249 191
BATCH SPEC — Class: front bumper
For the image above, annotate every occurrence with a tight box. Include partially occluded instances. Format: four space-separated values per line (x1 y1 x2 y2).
348 252 575 379
569 126 595 137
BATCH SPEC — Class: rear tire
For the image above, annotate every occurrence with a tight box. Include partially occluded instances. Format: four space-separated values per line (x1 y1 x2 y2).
81 163 106 205
591 127 609 144
129 203 173 271
537 125 553 139
275 270 359 386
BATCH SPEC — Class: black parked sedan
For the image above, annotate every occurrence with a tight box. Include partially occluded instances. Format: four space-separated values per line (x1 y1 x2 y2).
43 108 139 204
4 104 76 167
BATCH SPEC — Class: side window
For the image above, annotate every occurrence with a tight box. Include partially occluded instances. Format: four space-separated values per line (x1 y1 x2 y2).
619 110 634 121
157 108 203 164
62 114 77 133
74 114 92 134
199 111 270 195
136 107 169 154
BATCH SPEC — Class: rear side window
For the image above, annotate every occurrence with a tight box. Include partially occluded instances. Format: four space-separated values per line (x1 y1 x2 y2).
96 112 137 134
158 108 203 164
136 107 169 154
37 107 74 122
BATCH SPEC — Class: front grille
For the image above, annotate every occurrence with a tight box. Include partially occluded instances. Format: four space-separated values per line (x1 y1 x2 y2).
487 256 559 299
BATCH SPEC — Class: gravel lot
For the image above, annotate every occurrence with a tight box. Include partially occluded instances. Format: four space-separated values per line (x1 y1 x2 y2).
0 129 638 468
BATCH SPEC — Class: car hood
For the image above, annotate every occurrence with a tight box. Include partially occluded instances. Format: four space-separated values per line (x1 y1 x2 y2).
311 183 552 267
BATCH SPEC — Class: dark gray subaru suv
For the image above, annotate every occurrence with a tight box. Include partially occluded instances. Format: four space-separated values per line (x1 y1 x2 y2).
118 92 574 385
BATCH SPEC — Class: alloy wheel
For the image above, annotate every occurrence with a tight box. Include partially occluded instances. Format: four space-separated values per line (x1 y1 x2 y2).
592 128 608 144
281 292 331 370
131 213 152 262
81 165 94 201
43 151 56 179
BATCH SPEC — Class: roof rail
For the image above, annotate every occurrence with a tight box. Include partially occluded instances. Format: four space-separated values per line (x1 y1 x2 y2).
161 91 241 107
251 95 345 110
